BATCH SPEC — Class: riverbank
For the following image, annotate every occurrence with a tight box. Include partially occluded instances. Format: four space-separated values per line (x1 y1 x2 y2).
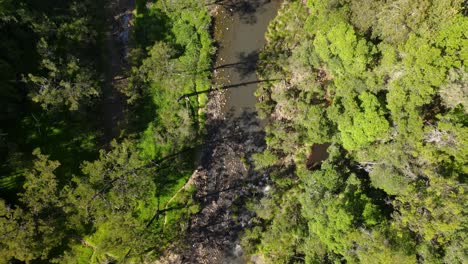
159 1 283 263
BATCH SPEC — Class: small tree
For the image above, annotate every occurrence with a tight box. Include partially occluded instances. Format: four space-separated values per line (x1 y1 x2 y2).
27 39 99 111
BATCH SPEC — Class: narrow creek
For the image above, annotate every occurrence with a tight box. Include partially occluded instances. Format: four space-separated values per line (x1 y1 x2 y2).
213 0 282 116
100 0 133 145
174 1 282 263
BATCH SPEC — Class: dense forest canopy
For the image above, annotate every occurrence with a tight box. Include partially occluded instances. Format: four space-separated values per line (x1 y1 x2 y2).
0 0 466 263
0 0 213 262
243 0 467 263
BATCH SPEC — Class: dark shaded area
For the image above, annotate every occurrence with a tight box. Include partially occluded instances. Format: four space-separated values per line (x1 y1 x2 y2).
306 143 331 170
234 50 260 78
349 161 395 221
134 2 171 49
463 0 468 16
208 0 273 24
180 109 267 263
177 79 281 102
172 50 260 78
100 0 134 145
0 0 105 201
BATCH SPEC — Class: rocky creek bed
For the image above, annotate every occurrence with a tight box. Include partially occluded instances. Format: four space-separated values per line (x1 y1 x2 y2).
158 1 282 263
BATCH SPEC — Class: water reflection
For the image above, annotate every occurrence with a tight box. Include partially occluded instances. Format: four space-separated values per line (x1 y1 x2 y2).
210 0 273 24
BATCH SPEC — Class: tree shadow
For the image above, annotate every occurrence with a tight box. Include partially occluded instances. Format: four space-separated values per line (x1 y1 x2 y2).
180 107 269 262
216 50 257 70
210 0 272 24
173 50 259 78
233 50 259 79
177 78 282 102
133 3 171 49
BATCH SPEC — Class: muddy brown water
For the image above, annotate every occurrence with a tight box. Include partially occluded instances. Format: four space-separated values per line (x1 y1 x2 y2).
213 0 282 116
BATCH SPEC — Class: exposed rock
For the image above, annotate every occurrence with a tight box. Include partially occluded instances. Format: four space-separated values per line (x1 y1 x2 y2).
178 108 266 263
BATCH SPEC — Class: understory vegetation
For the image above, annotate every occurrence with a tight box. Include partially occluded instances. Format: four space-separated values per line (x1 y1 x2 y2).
243 0 467 263
0 0 213 262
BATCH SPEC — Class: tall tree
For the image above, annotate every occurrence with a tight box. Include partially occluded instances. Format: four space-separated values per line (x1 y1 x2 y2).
0 149 66 262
